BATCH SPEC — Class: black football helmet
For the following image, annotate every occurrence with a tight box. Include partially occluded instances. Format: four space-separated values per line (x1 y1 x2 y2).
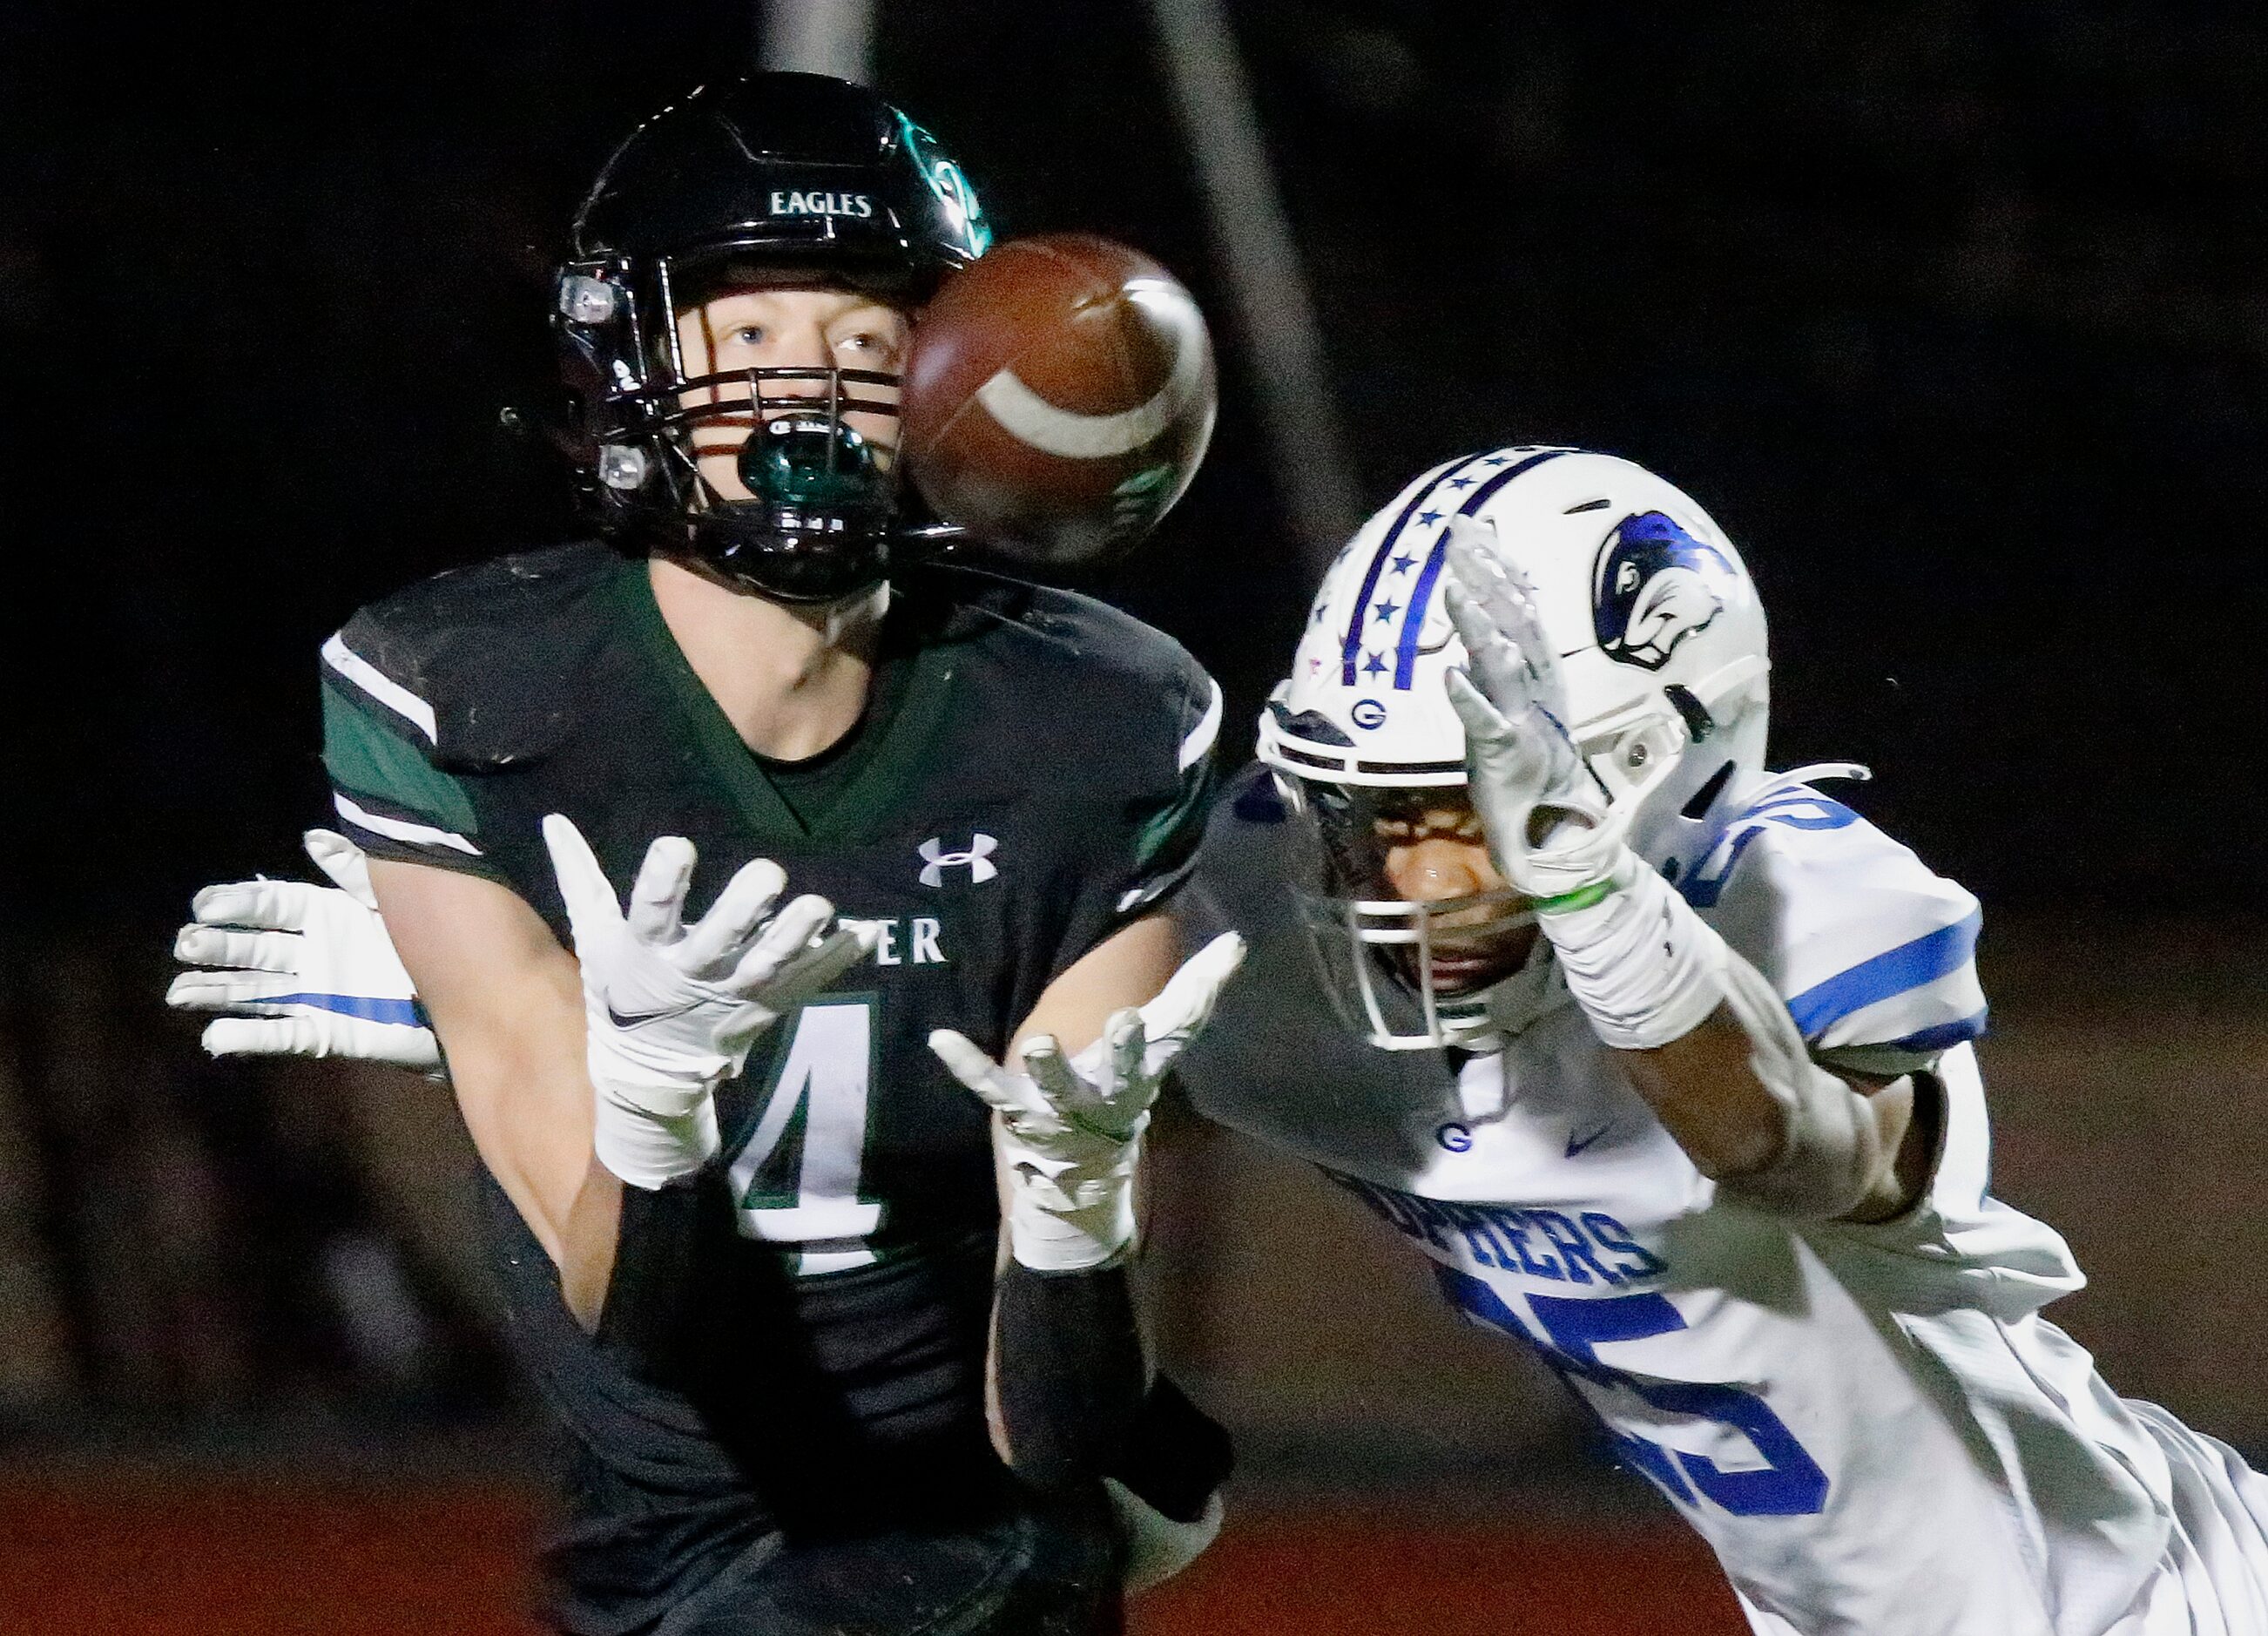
555 74 991 602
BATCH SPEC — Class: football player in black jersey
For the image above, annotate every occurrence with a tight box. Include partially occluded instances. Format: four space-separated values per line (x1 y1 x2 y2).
172 75 1236 1636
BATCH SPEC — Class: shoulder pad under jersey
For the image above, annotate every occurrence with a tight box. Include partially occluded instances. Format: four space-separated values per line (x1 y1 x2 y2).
1685 777 1987 1061
327 541 624 773
904 563 1223 805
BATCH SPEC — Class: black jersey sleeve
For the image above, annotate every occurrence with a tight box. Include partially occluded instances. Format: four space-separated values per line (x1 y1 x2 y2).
1012 585 1223 984
320 621 504 881
1112 660 1220 918
318 542 621 884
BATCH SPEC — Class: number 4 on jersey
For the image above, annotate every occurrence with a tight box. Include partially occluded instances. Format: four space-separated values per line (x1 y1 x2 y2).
728 996 883 1275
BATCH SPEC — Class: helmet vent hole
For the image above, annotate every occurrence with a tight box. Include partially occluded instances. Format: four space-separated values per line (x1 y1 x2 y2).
1563 497 1611 514
1664 683 1715 742
1681 760 1738 820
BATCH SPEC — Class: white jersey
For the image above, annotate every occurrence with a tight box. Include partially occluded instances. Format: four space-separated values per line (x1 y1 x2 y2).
1179 767 2268 1636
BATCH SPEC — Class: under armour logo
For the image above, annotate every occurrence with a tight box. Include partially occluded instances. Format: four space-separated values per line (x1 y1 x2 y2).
917 834 999 887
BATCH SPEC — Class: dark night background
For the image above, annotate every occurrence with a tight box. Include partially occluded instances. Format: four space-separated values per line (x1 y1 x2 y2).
11 0 2268 935
2 7 2268 1619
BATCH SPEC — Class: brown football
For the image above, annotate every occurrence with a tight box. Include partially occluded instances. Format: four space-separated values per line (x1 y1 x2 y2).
901 233 1217 568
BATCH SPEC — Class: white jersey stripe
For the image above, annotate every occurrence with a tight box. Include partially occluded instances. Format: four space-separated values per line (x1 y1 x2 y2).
334 792 481 856
322 632 438 744
1179 677 1224 771
1116 846 1204 915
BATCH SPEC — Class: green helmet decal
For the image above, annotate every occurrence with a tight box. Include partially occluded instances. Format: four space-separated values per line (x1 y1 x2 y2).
899 113 993 258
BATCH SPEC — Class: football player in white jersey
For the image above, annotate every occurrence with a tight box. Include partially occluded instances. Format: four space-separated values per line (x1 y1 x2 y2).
165 443 2268 1633
1189 444 2268 1634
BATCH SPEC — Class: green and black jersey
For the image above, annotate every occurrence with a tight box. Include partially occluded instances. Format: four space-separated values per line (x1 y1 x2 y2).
320 541 1218 1633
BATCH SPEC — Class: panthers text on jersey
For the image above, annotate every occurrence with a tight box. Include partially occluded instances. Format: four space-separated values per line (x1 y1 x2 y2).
1179 764 2268 1636
320 542 1219 1632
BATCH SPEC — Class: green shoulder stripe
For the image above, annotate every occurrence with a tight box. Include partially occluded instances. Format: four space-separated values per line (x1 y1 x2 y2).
321 679 479 835
1135 755 1218 875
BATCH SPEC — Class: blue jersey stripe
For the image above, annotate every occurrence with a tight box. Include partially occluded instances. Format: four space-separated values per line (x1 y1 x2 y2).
1679 796 1862 909
269 992 423 1027
1784 909 1982 1039
1885 1009 1989 1053
1393 448 1575 689
1341 455 1488 686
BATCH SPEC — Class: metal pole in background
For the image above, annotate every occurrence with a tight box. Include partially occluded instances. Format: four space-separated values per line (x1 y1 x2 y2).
1145 0 1362 569
759 0 877 83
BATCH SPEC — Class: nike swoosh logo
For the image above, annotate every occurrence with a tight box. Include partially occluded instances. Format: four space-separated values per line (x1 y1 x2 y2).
606 999 702 1030
1565 1122 1613 1158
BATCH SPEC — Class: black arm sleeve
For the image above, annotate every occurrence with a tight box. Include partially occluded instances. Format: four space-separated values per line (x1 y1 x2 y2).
1110 1374 1234 1524
591 1179 711 1380
991 1261 1148 1493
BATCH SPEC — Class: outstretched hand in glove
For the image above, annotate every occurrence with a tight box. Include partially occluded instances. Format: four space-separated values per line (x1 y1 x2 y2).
542 814 872 1190
167 828 442 1071
168 820 873 1193
928 931 1247 1272
1441 517 1654 907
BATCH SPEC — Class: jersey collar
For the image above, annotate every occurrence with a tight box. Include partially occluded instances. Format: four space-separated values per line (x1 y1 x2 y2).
607 557 958 847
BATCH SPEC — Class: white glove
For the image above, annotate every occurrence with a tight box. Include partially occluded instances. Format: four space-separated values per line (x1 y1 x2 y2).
1443 523 1725 1050
543 814 871 1191
928 932 1246 1272
167 829 442 1071
1441 518 1652 909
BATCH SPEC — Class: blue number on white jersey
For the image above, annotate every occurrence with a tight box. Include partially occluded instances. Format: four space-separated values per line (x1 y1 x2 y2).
1438 1268 1828 1518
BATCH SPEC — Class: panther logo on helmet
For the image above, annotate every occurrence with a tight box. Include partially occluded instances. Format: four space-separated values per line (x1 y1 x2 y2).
1591 510 1736 671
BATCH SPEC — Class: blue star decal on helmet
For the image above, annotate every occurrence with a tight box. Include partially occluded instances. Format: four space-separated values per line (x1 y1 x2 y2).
1479 453 1509 466
1416 510 1442 526
1372 598 1401 623
1388 553 1417 574
1361 650 1389 676
1446 477 1475 490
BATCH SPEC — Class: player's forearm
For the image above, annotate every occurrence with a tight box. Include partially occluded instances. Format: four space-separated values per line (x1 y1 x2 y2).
1011 913 1183 1059
1536 862 1907 1219
557 1160 627 1330
1611 1000 1913 1220
948 919 1243 1484
443 1036 624 1328
1614 1007 1795 1178
368 860 625 1323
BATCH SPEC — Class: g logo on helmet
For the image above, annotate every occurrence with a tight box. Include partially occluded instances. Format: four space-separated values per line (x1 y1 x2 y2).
1591 510 1735 671
1349 698 1388 730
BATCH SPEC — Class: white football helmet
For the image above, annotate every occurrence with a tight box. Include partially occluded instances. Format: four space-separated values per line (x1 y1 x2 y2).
1258 446 1772 1049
